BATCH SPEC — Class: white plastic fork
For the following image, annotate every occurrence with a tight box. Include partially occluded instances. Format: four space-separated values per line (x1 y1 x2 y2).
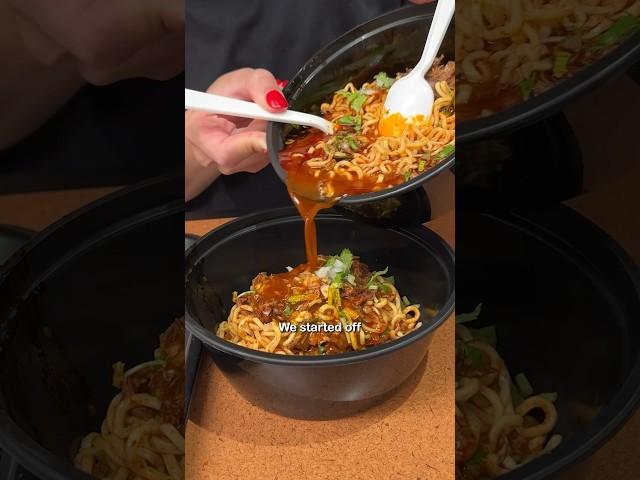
185 88 334 135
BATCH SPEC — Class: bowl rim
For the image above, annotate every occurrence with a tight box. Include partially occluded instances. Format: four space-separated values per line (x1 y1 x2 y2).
185 207 456 366
266 3 455 206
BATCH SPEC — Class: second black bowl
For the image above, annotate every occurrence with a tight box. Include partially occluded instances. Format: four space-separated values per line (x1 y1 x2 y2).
185 208 455 415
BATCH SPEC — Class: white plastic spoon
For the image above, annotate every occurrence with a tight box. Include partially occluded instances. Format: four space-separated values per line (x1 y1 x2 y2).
383 0 454 120
185 88 334 135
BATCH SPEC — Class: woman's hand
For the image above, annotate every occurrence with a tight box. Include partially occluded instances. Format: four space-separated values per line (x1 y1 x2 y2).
185 68 288 200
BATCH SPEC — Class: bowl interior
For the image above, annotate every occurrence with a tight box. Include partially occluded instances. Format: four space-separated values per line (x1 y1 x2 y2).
186 209 454 344
457 210 640 478
267 5 455 204
0 206 184 467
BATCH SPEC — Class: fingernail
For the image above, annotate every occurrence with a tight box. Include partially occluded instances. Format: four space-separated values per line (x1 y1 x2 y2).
266 90 288 109
276 79 289 89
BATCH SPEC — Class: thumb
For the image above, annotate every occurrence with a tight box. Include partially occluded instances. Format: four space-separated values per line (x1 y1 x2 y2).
216 130 268 174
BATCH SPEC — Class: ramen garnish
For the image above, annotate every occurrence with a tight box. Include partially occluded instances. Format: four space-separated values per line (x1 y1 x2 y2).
280 57 455 201
456 305 561 479
216 249 426 355
75 319 185 480
457 0 640 119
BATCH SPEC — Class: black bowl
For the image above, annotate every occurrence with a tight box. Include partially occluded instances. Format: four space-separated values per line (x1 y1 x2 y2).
185 208 455 416
0 177 184 479
457 206 640 479
266 3 455 206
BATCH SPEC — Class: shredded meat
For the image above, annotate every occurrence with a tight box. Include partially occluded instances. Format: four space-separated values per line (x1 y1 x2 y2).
127 319 185 431
427 56 455 89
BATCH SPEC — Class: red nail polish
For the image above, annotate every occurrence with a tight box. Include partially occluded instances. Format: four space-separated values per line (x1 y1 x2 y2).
276 79 289 89
266 90 288 109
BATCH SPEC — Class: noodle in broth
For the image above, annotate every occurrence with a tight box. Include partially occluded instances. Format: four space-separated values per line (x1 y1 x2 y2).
74 320 185 480
217 250 425 355
456 309 561 479
456 0 640 119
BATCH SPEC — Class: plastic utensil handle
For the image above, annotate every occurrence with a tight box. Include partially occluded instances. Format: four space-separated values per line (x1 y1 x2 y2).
184 89 333 134
414 0 455 77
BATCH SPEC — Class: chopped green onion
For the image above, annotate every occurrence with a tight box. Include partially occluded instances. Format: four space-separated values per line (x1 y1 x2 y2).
355 115 362 131
515 373 534 398
511 384 525 406
456 304 483 324
331 271 346 288
337 115 357 126
283 304 292 317
337 115 363 131
374 71 395 88
338 309 354 346
351 92 368 112
328 284 341 307
464 344 484 368
594 14 640 49
433 144 455 161
519 72 537 101
553 50 571 78
345 136 359 151
402 295 411 307
367 267 389 289
403 170 412 182
418 159 426 172
318 343 326 354
337 90 369 112
338 248 353 272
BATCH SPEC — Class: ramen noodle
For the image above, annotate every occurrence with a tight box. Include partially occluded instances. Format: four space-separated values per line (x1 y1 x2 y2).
456 0 640 119
216 249 426 355
280 57 455 200
74 319 185 480
455 306 561 479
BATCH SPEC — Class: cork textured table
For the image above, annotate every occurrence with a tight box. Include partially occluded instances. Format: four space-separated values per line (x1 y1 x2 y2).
184 212 455 480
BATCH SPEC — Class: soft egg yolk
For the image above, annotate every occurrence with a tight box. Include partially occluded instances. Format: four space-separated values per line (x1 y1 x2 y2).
378 112 406 137
378 113 427 137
